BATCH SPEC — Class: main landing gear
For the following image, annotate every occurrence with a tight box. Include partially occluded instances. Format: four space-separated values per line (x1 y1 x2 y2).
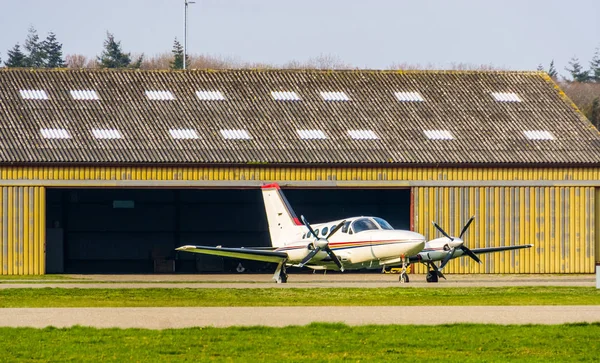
424 261 445 283
273 260 288 283
425 270 438 283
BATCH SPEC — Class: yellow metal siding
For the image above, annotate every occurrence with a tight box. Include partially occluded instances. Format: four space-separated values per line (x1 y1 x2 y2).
0 187 45 275
0 165 597 275
412 186 595 274
0 166 600 182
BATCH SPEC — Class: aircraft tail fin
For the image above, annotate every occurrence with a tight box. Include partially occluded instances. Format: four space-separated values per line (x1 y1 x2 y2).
261 183 302 248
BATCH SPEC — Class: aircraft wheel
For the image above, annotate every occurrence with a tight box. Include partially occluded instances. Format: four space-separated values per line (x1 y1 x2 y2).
281 273 288 283
426 272 438 283
399 273 409 283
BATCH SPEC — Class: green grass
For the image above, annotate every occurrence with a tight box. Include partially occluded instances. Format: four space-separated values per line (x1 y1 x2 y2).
1 287 600 307
1 323 599 362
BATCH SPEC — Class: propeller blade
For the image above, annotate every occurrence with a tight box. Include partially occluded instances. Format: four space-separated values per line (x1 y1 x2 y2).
301 215 319 239
439 247 456 270
324 246 344 272
459 216 475 238
326 220 346 239
298 247 321 267
460 245 482 264
432 221 453 241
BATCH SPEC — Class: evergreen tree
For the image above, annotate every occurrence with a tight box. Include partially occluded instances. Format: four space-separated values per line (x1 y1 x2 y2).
536 64 544 71
548 60 558 78
590 48 600 82
42 32 65 68
170 38 186 69
565 56 590 82
130 54 144 69
23 26 46 67
5 44 27 67
97 32 132 68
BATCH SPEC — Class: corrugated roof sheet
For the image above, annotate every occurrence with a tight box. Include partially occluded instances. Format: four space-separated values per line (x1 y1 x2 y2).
0 68 599 166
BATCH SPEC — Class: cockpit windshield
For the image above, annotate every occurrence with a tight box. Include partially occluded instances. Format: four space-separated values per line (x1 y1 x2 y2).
351 218 380 233
373 217 393 230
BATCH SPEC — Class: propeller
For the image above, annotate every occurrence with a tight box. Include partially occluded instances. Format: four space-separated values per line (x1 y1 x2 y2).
298 215 346 271
433 216 481 270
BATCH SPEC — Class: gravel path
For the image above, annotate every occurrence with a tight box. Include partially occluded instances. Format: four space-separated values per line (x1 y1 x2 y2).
0 273 596 288
1 306 599 329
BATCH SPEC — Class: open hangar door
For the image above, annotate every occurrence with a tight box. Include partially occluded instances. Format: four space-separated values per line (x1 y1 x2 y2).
45 187 411 274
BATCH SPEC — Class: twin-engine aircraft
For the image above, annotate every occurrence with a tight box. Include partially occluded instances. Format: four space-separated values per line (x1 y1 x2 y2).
176 183 533 283
177 183 425 283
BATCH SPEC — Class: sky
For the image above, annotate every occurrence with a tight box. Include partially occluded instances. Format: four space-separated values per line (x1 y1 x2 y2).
0 0 599 76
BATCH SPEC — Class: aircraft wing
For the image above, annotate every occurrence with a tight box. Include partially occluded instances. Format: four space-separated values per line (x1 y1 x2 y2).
471 244 533 254
176 245 288 263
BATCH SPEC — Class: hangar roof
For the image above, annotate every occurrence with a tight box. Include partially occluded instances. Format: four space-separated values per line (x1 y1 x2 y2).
0 68 599 166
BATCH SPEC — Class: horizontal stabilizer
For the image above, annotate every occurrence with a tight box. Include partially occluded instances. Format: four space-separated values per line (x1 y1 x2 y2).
176 245 288 263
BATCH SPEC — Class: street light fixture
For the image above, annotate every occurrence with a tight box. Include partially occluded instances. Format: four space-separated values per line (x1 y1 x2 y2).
184 0 196 70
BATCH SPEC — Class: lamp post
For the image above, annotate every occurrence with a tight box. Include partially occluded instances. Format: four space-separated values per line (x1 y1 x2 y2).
184 0 195 70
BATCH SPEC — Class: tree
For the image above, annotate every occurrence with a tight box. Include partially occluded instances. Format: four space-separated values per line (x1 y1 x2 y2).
23 26 46 67
97 32 132 68
42 32 65 68
170 38 186 69
590 48 600 82
565 56 590 82
5 44 27 67
591 97 600 129
130 54 144 69
536 64 544 71
548 60 558 78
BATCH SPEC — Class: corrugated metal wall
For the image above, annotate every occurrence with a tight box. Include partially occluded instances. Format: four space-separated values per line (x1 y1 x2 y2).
0 187 45 275
0 165 598 275
413 186 595 274
0 166 600 182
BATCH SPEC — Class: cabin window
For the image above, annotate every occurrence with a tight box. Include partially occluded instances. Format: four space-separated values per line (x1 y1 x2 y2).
352 218 379 233
373 217 393 230
321 227 329 236
342 221 351 233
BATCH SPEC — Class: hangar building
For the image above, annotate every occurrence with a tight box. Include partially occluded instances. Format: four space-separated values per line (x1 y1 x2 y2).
0 68 599 275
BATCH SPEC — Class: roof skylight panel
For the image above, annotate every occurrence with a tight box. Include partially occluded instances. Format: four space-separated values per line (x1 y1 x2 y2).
347 130 379 140
271 91 301 101
424 130 455 140
169 129 199 139
40 128 70 139
297 129 327 139
92 129 123 139
70 90 100 100
196 90 226 101
220 129 251 140
145 90 175 101
320 91 350 101
20 89 49 100
492 92 522 102
395 92 425 102
524 130 555 140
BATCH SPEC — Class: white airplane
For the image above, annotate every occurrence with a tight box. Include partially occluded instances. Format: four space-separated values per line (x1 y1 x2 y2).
405 217 533 282
176 183 426 283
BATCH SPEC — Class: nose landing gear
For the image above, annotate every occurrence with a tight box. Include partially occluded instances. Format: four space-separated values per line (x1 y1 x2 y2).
399 255 409 283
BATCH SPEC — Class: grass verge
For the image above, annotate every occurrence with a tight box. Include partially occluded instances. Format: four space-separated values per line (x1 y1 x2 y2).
0 323 599 362
1 287 599 307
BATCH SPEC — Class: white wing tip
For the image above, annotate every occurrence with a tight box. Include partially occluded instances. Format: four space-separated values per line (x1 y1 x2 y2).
176 245 195 251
